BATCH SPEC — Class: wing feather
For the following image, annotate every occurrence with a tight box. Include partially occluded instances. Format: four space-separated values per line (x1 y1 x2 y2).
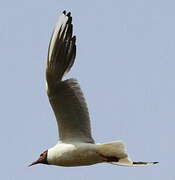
48 78 94 143
46 11 94 143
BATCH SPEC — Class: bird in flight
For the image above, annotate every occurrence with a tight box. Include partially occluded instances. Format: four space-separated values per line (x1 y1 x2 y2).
29 11 158 167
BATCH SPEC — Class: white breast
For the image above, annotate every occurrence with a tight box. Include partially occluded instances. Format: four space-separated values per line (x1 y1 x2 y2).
47 143 103 166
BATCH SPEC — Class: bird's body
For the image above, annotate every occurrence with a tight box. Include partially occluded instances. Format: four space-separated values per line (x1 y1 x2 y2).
47 143 103 166
29 11 158 168
47 141 133 167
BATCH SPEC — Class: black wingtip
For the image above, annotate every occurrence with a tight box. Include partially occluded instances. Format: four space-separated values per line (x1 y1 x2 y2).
72 36 76 43
67 16 72 24
153 162 159 164
67 12 71 17
133 161 159 165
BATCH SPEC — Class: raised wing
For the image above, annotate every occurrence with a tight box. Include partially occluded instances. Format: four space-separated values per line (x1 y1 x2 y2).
46 11 94 143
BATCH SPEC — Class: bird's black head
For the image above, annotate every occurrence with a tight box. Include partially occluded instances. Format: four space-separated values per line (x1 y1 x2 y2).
29 150 48 167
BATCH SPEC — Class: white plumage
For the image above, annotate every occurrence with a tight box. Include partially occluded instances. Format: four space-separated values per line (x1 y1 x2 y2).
29 11 158 167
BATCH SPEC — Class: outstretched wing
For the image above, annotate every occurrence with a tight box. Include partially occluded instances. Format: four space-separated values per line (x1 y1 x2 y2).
46 11 94 143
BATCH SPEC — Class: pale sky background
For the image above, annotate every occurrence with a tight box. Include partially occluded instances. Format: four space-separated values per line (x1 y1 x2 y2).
1 0 175 179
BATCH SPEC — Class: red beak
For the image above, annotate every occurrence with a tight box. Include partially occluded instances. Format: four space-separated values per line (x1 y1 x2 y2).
28 160 40 167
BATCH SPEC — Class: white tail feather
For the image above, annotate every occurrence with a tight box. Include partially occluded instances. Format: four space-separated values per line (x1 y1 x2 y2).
97 141 158 167
97 141 128 159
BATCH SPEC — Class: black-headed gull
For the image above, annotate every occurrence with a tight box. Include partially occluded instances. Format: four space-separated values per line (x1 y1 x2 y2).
29 11 158 167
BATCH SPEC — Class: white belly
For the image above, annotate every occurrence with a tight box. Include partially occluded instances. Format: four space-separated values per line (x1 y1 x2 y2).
47 143 103 166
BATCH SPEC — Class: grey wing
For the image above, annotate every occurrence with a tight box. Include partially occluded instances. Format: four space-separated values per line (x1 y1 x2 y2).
46 11 94 143
48 78 95 143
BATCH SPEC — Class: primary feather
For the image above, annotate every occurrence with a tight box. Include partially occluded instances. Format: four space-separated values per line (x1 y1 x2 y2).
46 11 94 143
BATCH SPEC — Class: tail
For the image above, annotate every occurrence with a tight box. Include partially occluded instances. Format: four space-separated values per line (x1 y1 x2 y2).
97 141 158 167
46 10 76 90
